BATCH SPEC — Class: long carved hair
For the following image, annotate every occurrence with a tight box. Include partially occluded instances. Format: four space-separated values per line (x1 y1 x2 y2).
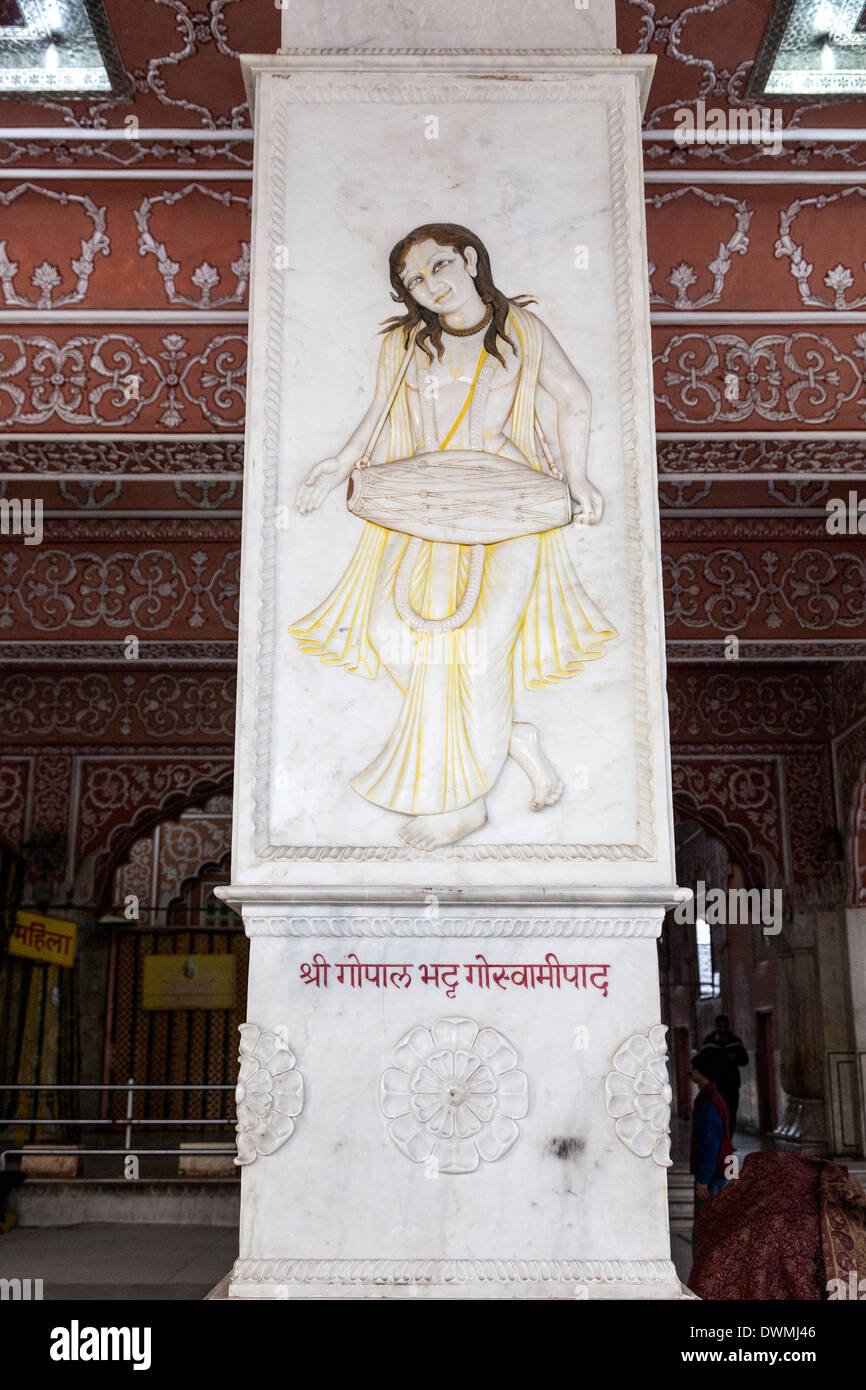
382 222 535 367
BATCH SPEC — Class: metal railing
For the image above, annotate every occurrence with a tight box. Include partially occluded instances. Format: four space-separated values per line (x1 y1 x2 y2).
0 1080 237 1173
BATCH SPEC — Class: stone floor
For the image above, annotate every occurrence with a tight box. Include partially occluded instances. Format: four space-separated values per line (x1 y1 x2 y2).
0 1187 705 1299
670 1233 692 1286
0 1221 238 1300
2 1204 699 1299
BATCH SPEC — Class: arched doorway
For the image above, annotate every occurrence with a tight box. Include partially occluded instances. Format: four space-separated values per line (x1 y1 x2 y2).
102 796 244 1137
662 815 781 1138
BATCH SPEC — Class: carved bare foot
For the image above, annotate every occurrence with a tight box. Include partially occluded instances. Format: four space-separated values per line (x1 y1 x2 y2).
509 721 563 812
398 799 487 851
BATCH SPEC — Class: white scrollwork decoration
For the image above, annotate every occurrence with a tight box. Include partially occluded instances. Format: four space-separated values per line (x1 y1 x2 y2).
0 185 109 308
655 331 865 425
604 1024 672 1167
234 1023 304 1166
775 189 866 311
647 187 752 310
0 331 246 429
134 184 251 308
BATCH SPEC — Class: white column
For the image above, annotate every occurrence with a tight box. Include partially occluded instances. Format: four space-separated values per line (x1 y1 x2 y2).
842 908 866 1154
220 18 684 1298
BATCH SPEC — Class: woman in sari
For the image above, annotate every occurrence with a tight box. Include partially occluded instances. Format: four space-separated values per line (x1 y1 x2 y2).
292 223 615 849
690 1150 866 1300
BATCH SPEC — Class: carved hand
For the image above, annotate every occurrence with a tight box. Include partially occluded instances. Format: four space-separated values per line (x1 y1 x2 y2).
296 456 352 514
569 478 604 526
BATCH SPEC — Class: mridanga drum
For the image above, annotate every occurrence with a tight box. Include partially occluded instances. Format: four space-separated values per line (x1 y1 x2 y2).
342 326 575 634
346 450 572 546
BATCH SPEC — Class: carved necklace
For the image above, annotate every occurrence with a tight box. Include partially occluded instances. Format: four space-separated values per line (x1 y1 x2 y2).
439 304 493 337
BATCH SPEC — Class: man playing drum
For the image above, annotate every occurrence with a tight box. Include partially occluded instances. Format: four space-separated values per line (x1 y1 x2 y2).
292 223 615 850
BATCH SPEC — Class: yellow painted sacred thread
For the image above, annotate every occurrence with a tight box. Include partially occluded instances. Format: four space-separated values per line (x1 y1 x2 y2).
439 348 487 450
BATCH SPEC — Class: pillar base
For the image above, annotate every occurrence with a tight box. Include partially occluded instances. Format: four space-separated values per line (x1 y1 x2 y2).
773 1096 829 1155
223 900 682 1304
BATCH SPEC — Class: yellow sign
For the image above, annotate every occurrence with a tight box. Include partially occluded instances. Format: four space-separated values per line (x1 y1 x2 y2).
142 954 235 1010
9 912 77 967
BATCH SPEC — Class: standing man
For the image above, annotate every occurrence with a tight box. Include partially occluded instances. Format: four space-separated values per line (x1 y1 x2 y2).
703 1014 748 1134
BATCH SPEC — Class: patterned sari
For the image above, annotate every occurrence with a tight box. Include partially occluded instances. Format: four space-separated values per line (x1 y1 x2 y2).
690 1150 866 1299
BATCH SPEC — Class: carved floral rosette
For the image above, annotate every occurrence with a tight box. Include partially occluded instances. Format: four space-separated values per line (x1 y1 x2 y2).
234 1023 304 1166
604 1024 672 1167
379 1016 529 1174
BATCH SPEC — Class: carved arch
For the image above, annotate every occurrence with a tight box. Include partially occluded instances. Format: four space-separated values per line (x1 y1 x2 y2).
75 769 234 914
165 847 233 922
672 790 780 891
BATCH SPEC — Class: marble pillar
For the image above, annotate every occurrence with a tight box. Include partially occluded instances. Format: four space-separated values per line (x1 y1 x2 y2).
774 907 831 1153
219 4 684 1299
842 908 866 1154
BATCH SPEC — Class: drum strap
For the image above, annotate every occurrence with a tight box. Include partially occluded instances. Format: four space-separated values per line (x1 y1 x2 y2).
533 417 563 478
439 348 488 450
358 326 419 467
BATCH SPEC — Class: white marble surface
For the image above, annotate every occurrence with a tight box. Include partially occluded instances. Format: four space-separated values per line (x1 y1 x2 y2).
231 56 670 895
223 48 681 1300
229 922 679 1298
279 0 616 53
273 96 629 845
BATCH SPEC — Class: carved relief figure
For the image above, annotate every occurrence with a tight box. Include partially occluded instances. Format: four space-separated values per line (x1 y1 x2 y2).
292 223 614 849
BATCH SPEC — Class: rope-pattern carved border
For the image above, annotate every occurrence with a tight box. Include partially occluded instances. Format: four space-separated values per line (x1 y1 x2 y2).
251 82 286 860
243 915 662 937
231 1257 678 1286
607 86 657 860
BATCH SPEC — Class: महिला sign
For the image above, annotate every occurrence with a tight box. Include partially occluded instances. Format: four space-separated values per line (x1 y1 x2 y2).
9 912 77 967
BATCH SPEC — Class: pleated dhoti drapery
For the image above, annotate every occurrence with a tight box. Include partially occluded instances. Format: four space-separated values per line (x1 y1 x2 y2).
292 520 614 816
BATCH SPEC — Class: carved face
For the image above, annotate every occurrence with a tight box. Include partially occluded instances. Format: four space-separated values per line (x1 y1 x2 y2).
398 238 480 316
